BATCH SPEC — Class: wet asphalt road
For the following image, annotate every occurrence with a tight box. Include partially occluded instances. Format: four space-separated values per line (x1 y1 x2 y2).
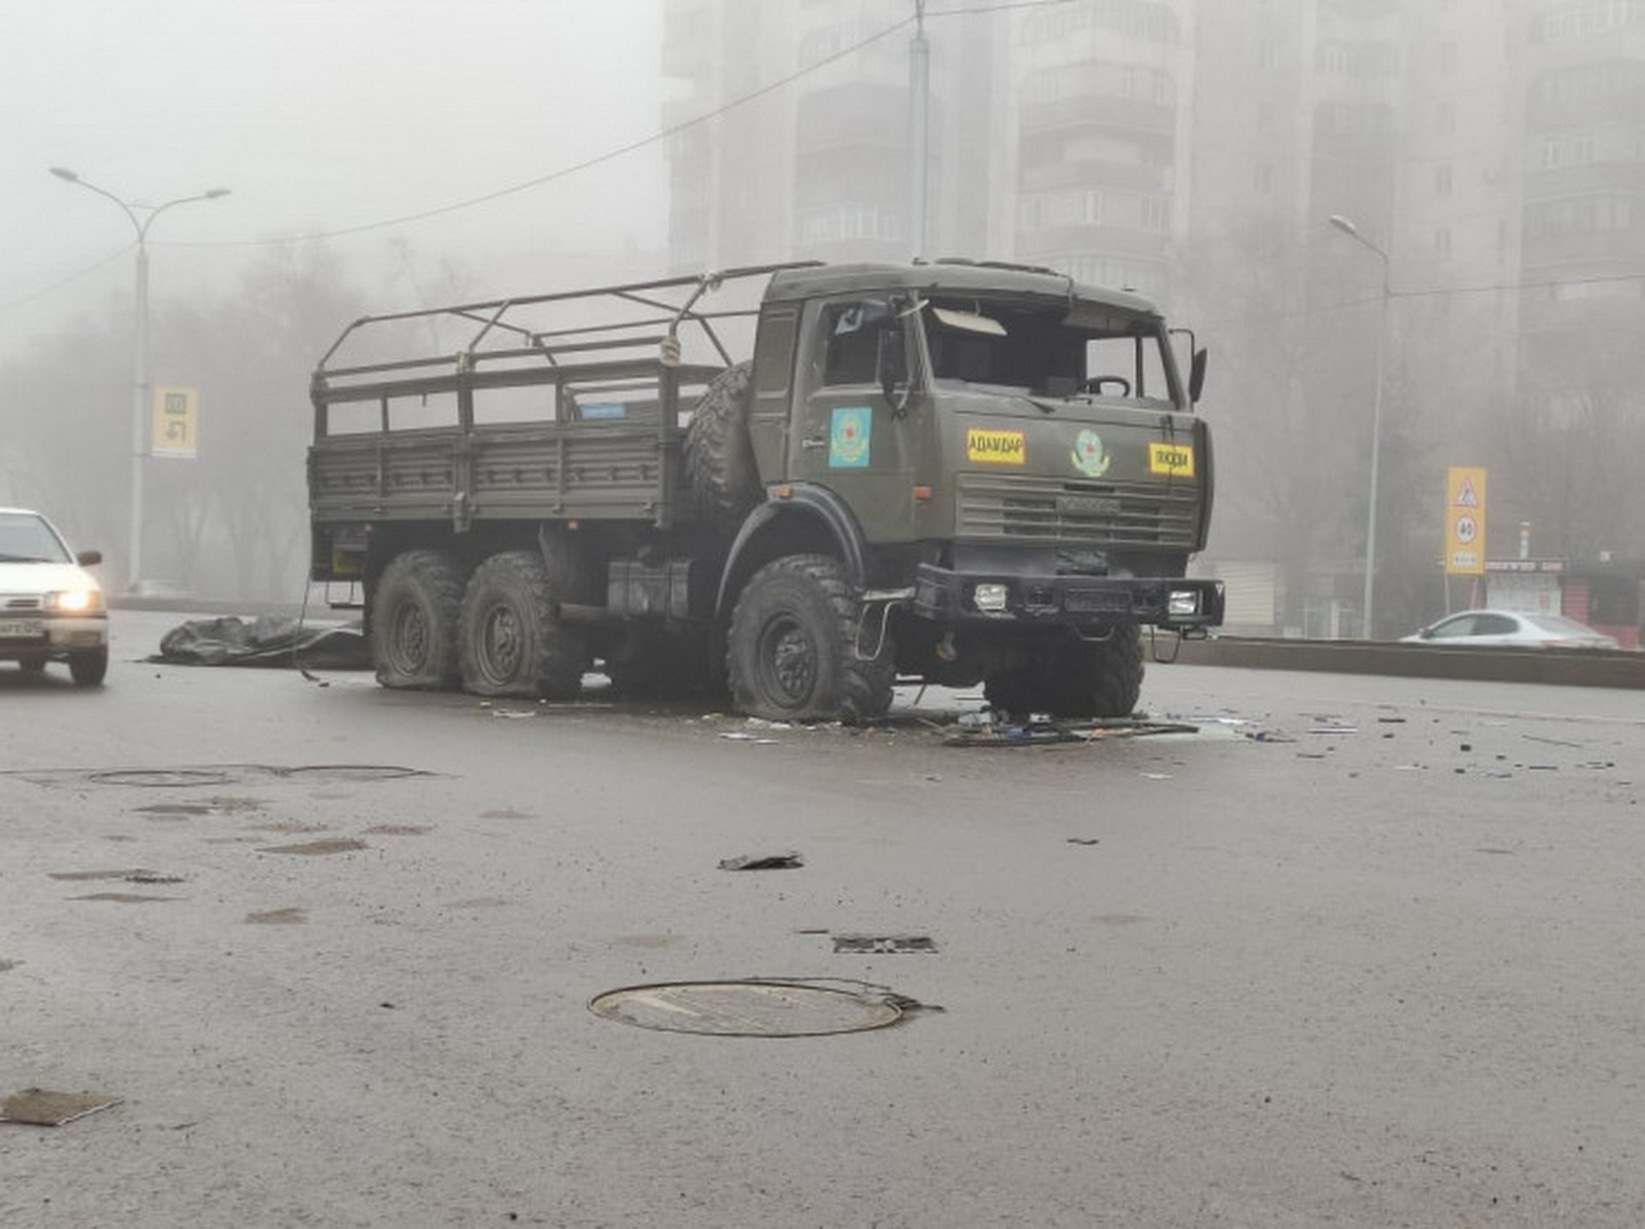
2 610 1643 1227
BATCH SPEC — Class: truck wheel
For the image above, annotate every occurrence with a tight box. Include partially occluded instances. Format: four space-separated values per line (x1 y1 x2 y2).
373 550 464 690
68 647 109 687
458 550 588 699
984 626 1144 719
684 361 760 523
728 554 894 723
1080 624 1145 718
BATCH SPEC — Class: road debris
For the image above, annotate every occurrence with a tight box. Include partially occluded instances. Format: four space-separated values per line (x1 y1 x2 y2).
1 1088 121 1127
832 934 939 954
718 850 804 871
943 714 1197 747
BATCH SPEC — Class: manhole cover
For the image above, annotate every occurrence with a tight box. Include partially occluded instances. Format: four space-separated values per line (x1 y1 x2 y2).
589 980 905 1037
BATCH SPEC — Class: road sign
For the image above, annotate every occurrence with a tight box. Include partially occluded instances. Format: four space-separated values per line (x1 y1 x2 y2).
152 386 199 459
1445 466 1486 574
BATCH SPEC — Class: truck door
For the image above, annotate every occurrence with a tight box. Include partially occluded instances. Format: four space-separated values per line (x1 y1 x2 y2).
790 298 921 544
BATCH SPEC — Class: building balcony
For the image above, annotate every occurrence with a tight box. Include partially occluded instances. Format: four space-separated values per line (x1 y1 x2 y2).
1015 222 1168 259
1019 94 1175 139
1018 158 1172 195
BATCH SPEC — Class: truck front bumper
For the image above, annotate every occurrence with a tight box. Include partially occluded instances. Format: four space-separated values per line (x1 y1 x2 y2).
910 564 1225 631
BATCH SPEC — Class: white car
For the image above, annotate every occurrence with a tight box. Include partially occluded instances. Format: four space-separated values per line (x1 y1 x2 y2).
1401 608 1620 651
0 507 110 685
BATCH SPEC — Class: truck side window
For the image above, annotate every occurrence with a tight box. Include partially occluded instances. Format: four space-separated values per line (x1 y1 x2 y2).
822 304 882 386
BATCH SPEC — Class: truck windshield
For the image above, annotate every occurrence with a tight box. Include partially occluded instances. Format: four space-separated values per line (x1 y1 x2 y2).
921 299 1178 407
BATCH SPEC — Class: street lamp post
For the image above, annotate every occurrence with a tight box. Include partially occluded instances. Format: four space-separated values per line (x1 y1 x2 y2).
908 0 930 260
1328 213 1390 639
49 167 229 593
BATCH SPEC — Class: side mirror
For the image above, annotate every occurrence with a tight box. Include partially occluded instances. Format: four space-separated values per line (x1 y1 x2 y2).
878 327 909 411
76 549 103 567
835 299 895 336
1188 346 1208 404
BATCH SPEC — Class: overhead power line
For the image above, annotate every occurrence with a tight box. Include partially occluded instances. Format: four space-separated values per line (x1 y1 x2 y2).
173 0 1075 247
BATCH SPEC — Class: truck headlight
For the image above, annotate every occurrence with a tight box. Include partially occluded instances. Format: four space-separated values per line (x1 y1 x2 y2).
1168 590 1200 617
972 582 1009 613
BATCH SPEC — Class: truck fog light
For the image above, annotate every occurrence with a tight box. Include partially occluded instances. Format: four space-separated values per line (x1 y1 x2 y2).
1168 590 1200 617
972 583 1009 612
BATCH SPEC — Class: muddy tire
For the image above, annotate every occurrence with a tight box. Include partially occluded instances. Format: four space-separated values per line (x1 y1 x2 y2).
458 550 588 699
68 646 108 687
984 625 1144 719
727 554 895 723
684 361 760 523
372 550 464 690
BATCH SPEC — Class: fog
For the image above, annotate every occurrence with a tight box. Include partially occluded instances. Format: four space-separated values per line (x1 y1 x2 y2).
2 0 668 332
4 0 1641 642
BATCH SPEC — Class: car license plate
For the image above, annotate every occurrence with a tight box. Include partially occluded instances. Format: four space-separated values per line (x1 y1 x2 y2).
0 618 45 640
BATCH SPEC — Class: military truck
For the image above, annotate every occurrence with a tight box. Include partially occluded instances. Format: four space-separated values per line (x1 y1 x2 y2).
307 259 1223 722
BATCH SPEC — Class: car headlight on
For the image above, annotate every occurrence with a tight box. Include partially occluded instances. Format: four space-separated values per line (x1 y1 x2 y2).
971 582 1009 613
48 587 105 613
1168 589 1201 617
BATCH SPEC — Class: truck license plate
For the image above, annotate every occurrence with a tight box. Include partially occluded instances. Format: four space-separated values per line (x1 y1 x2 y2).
0 619 45 640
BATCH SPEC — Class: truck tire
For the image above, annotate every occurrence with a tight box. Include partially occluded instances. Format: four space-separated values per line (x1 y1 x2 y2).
984 625 1144 719
373 550 464 690
69 647 109 687
727 553 895 723
684 361 760 522
1072 624 1145 718
458 550 588 699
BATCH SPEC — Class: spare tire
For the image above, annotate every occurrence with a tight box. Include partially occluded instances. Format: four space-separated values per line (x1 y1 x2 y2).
684 361 760 522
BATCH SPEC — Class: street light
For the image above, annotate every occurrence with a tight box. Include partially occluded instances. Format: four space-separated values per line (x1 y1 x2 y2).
908 0 930 260
1328 212 1390 639
49 166 230 593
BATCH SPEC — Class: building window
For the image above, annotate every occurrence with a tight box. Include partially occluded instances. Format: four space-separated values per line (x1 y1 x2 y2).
1141 196 1170 231
1540 0 1645 42
798 204 904 246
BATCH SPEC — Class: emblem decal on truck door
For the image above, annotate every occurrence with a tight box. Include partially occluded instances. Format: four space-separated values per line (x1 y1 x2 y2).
829 406 872 468
1071 429 1111 477
966 427 1026 465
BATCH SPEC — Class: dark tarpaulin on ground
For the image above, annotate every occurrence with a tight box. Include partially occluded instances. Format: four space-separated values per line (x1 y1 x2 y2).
153 616 370 669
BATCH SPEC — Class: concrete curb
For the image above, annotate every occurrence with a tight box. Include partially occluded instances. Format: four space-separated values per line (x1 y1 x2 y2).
1169 636 1645 689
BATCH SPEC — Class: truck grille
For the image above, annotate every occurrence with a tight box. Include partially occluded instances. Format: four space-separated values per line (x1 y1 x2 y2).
956 472 1200 548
